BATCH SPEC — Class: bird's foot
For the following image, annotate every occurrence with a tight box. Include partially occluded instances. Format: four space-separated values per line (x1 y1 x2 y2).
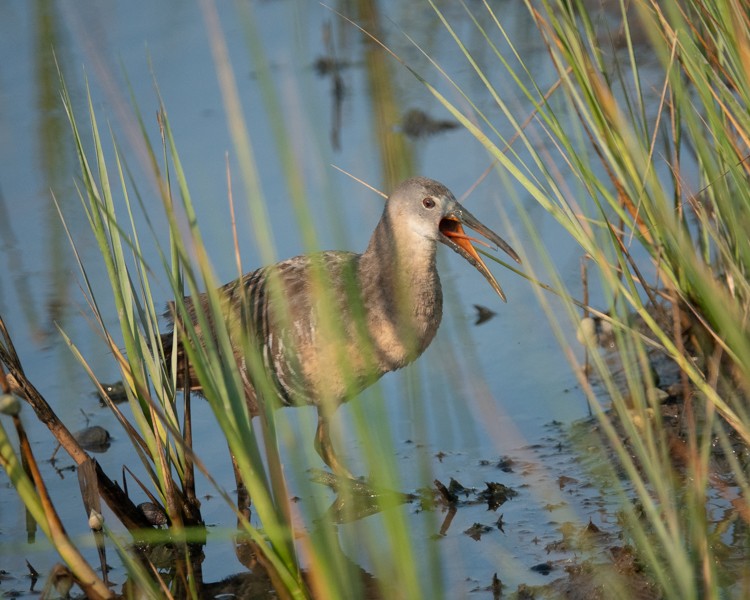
308 468 415 523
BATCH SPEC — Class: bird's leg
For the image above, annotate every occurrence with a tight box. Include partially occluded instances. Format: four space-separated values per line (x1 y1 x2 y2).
230 452 251 522
230 451 258 570
314 411 355 481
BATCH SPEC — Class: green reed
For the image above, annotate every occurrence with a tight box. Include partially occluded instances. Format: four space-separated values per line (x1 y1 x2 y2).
42 4 455 599
415 0 750 597
8 1 748 597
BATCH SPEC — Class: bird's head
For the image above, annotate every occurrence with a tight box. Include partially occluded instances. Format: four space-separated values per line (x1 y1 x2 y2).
387 177 521 301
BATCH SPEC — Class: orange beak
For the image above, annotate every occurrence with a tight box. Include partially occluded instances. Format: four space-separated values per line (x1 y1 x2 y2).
438 208 520 302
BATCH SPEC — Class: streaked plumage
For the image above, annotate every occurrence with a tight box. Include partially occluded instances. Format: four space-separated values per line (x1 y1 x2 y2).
164 177 520 477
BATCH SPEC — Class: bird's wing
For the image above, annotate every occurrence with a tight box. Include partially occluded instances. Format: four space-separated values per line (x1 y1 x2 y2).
229 251 363 406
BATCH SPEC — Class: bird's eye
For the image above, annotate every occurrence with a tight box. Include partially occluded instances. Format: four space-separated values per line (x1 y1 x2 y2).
422 197 436 209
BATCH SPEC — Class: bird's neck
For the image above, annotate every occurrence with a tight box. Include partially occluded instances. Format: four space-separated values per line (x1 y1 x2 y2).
358 213 443 367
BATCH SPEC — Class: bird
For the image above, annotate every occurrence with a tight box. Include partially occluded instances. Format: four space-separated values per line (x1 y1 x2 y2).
163 177 520 479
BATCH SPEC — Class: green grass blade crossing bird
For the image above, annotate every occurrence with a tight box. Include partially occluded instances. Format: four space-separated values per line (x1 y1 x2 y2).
163 177 520 478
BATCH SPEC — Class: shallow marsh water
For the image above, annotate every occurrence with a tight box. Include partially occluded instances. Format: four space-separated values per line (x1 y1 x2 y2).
0 1 648 597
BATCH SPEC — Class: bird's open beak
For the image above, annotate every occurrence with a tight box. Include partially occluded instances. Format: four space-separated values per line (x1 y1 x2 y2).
439 206 521 302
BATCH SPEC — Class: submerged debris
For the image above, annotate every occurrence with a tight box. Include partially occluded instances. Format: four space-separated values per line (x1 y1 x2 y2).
530 561 553 575
138 502 169 528
464 522 493 541
401 108 459 138
97 381 127 405
473 304 497 325
478 481 518 510
434 478 519 511
434 479 458 505
73 425 111 452
557 475 578 489
447 477 470 498
495 514 506 533
312 55 355 77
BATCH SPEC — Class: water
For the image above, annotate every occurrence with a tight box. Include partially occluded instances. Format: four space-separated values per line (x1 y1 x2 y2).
0 1 596 596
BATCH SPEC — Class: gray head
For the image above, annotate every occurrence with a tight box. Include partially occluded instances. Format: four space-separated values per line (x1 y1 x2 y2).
386 177 521 301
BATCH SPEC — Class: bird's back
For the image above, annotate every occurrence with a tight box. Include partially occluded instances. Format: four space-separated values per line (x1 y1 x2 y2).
163 250 391 414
